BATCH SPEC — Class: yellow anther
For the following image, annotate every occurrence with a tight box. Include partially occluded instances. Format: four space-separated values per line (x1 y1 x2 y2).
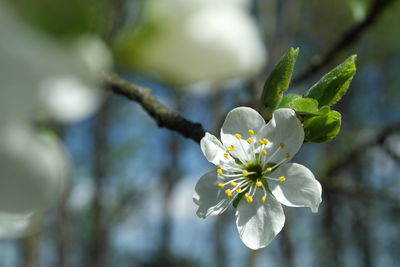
234 133 242 140
235 188 242 193
224 153 229 159
216 167 223 175
226 145 235 152
279 143 285 148
246 138 253 144
261 150 267 156
242 170 249 176
265 167 272 172
248 129 255 136
256 181 263 187
285 152 291 159
217 183 225 189
225 189 233 198
230 182 238 186
278 176 286 183
258 139 269 145
245 193 253 203
261 196 267 203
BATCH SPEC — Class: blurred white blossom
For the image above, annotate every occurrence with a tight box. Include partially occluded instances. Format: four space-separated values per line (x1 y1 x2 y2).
115 0 266 87
0 211 44 239
0 6 112 123
0 4 111 237
0 122 69 237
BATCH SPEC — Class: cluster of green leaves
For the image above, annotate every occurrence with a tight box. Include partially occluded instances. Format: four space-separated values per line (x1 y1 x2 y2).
260 48 357 143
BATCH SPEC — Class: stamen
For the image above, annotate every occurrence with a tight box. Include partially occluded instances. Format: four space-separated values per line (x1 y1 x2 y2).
224 153 229 159
270 156 289 169
234 133 242 140
256 180 263 187
249 184 257 198
230 182 238 186
261 196 267 203
263 144 285 167
235 133 250 162
220 173 248 179
248 129 255 136
261 149 267 156
226 145 235 152
258 139 269 145
262 167 273 175
246 138 253 144
225 189 233 198
265 176 287 183
244 193 253 203
216 167 223 175
217 183 225 189
223 177 246 184
242 170 249 176
285 152 291 159
235 188 242 193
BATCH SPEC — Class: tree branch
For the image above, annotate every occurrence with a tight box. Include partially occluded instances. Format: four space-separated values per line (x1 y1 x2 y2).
105 73 400 202
104 73 206 143
325 122 400 178
293 0 396 85
320 122 400 202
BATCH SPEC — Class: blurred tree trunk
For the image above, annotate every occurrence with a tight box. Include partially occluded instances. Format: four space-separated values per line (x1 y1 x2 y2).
88 95 111 267
56 189 72 267
21 235 40 267
154 93 182 267
279 222 295 267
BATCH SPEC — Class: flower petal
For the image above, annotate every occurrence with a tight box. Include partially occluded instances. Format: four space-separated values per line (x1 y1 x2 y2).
0 122 69 213
0 210 43 239
200 132 234 166
235 191 285 249
220 107 265 160
193 171 231 218
269 163 322 213
256 108 303 162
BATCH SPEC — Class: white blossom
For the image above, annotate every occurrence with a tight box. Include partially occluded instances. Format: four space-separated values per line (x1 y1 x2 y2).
114 0 266 87
194 107 322 249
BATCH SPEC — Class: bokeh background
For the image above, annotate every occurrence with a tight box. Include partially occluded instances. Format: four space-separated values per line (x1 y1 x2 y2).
1 0 400 266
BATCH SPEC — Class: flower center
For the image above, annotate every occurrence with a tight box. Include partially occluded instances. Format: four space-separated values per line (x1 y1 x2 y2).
243 162 263 182
216 129 290 205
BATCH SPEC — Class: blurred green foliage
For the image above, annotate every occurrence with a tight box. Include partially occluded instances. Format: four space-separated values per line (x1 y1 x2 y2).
5 0 111 38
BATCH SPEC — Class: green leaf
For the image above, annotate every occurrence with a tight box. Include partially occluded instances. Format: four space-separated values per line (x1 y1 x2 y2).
305 55 357 107
288 98 319 115
304 110 342 143
260 47 299 119
277 94 302 108
317 105 331 115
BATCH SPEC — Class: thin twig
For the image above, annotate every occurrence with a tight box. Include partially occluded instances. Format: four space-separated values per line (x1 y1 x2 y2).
104 73 206 143
293 0 396 85
325 122 400 178
320 122 400 202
